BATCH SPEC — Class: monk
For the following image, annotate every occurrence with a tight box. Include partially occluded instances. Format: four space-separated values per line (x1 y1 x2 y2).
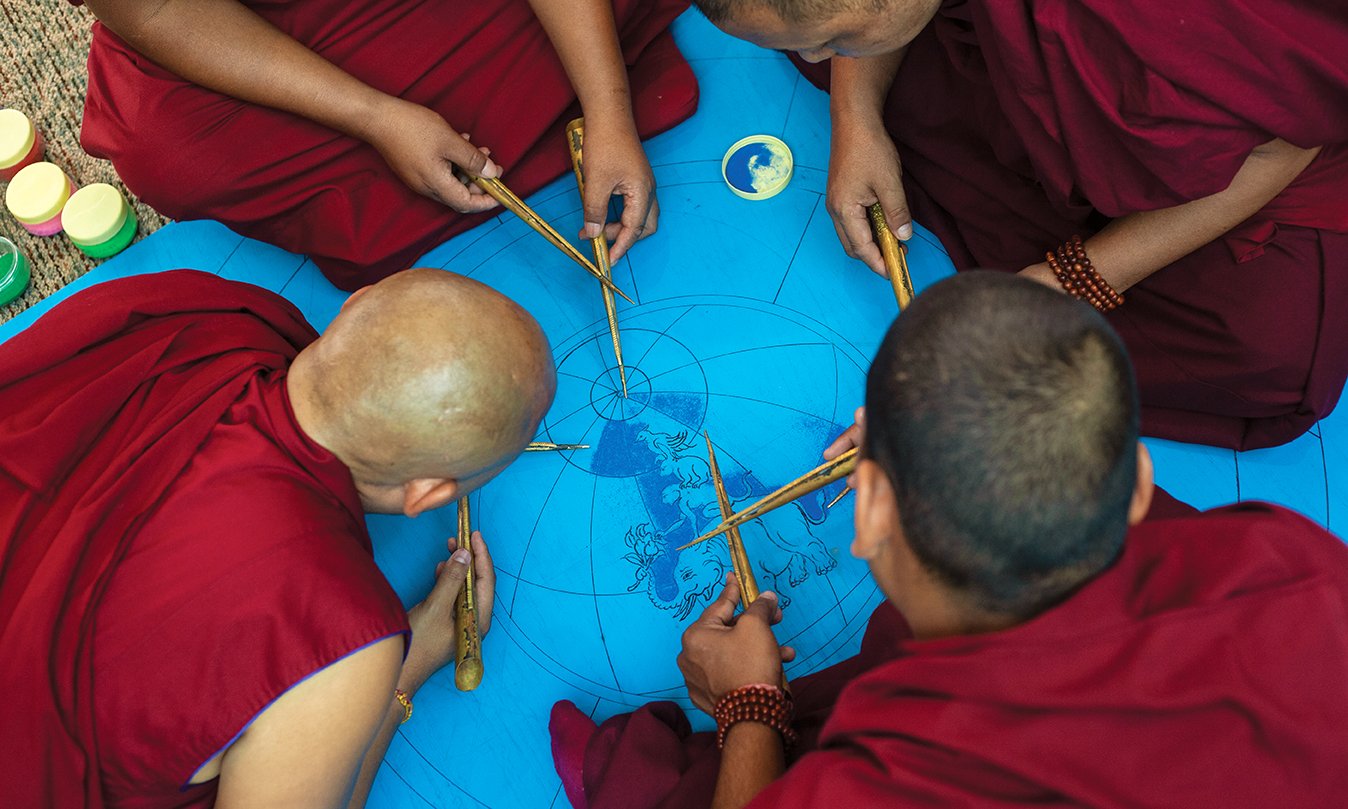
0 268 556 807
76 0 699 290
549 272 1348 808
693 0 1348 450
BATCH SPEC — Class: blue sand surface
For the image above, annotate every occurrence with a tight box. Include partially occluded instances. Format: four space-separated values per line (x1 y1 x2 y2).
1 10 1342 809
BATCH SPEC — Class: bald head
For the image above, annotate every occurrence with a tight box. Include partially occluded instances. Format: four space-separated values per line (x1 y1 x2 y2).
698 0 939 61
290 269 555 508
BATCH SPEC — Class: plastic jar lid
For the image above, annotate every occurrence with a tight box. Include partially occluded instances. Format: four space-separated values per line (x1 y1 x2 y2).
73 206 137 259
0 109 37 171
64 183 130 247
721 135 794 201
6 162 72 224
0 237 31 307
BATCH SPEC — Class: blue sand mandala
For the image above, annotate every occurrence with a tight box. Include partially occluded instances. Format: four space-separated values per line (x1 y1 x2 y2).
498 298 868 699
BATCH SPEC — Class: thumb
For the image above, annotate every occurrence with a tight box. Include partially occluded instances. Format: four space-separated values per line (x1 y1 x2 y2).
880 185 913 241
581 181 610 240
428 548 472 602
450 137 500 179
741 591 780 626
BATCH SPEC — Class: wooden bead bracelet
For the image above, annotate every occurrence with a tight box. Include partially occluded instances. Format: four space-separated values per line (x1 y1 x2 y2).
713 683 798 749
1046 235 1124 313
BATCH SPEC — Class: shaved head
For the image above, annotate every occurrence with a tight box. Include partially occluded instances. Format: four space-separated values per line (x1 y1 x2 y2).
290 269 555 510
696 0 884 24
697 0 940 61
864 272 1139 618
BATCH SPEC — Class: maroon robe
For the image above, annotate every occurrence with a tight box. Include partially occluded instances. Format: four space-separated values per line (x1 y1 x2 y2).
794 0 1348 450
77 0 699 291
0 271 408 808
553 492 1348 808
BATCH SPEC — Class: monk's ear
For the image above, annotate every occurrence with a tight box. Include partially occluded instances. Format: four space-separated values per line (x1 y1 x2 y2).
402 478 461 519
851 459 900 561
1126 442 1155 526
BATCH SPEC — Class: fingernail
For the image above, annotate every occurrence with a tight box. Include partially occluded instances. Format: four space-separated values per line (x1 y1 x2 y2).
452 549 470 564
482 160 501 179
761 591 778 602
583 222 602 238
897 223 913 240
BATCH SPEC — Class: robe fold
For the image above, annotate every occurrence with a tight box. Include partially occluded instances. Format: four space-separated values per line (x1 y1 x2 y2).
555 492 1348 808
78 0 700 291
794 0 1348 449
0 271 408 808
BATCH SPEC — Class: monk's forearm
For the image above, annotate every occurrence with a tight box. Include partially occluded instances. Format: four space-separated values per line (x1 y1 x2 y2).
84 0 391 143
1035 139 1322 292
711 723 786 809
346 701 405 809
829 51 906 127
526 0 634 129
346 668 429 809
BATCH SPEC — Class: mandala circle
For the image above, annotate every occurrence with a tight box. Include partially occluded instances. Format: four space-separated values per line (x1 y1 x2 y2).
483 297 883 702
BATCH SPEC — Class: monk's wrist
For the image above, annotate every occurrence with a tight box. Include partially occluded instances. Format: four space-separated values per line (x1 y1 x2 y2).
579 92 637 133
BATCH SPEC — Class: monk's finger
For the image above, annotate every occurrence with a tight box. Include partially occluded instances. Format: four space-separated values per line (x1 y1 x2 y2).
608 187 656 264
471 530 496 636
737 590 780 629
580 177 614 242
878 184 914 242
444 130 500 180
836 203 888 276
824 419 862 460
427 548 471 607
699 573 742 627
830 213 857 259
430 179 501 214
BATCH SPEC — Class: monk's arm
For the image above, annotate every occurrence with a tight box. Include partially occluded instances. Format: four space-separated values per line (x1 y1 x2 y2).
344 666 424 809
712 723 787 809
346 536 493 807
82 0 499 211
83 0 389 143
525 0 659 260
826 51 911 274
525 0 634 125
213 635 403 809
1022 138 1323 292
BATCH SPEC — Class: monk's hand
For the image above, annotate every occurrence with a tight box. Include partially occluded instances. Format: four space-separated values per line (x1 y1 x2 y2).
678 574 796 715
577 115 658 264
824 406 865 461
1020 262 1066 292
827 114 911 276
368 99 502 214
401 530 496 693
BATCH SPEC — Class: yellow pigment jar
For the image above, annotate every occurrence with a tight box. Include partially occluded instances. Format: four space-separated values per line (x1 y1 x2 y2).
64 183 138 258
5 162 76 236
0 109 44 182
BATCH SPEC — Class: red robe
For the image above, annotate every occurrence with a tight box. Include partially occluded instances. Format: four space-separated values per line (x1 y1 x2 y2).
554 492 1348 807
793 0 1348 450
0 271 408 808
77 0 699 291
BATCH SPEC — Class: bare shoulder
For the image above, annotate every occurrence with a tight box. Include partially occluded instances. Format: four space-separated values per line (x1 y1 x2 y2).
207 635 404 808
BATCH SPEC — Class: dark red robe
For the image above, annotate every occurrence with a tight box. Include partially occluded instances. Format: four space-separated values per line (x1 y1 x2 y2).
0 271 408 808
77 0 699 291
554 492 1348 807
793 0 1348 450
